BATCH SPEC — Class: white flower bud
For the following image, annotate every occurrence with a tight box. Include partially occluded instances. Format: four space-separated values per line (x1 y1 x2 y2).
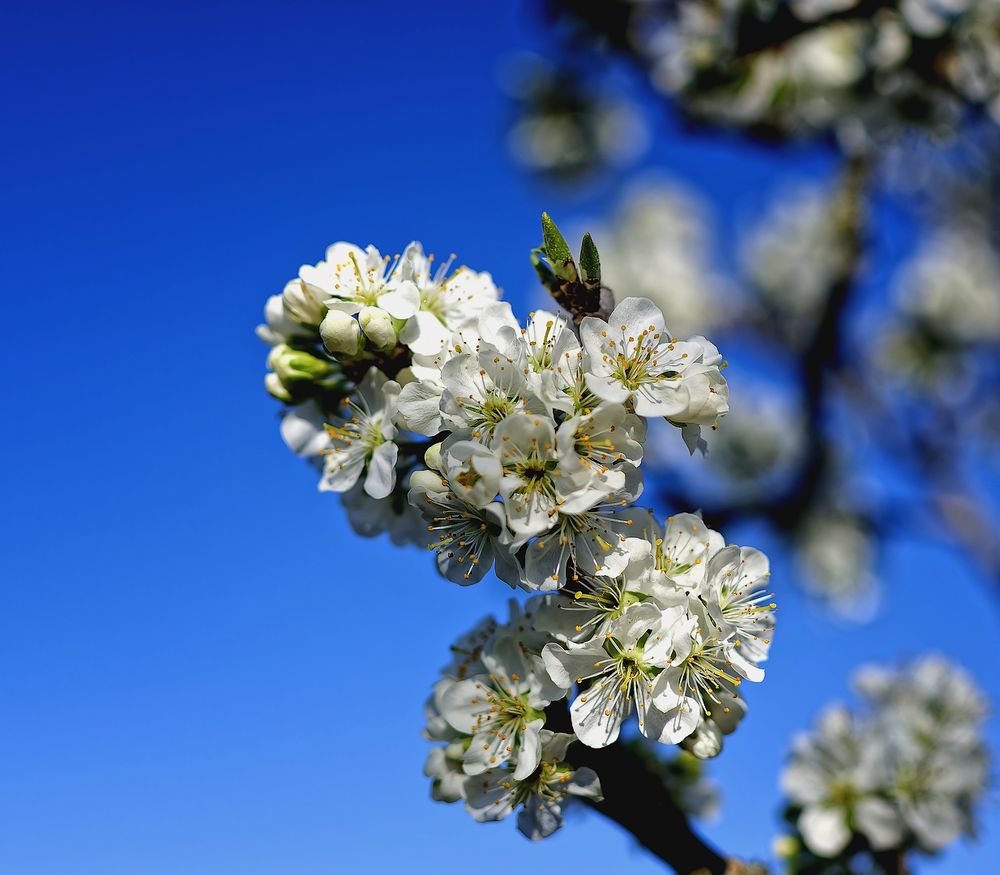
423 442 444 474
409 468 446 494
359 306 397 350
265 372 292 402
282 278 326 326
320 310 361 356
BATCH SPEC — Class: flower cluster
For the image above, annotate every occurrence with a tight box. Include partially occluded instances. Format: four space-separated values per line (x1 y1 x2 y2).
779 657 989 864
258 219 730 580
423 601 603 839
424 513 776 837
550 0 1000 149
260 215 773 841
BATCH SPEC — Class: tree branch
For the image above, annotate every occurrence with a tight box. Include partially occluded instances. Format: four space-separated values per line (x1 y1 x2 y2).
546 702 761 874
872 848 910 875
567 740 729 874
661 152 870 535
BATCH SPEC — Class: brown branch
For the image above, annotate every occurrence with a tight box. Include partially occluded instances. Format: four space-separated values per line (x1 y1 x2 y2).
566 740 728 874
545 702 762 874
872 848 910 875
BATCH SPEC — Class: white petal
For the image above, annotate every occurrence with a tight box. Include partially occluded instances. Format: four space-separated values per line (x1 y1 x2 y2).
512 723 543 780
401 310 451 356
570 686 629 748
799 805 851 858
397 380 444 436
378 280 420 319
855 797 905 851
364 441 398 499
279 401 329 458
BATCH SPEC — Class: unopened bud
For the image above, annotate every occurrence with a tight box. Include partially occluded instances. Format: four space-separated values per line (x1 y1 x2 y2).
359 306 397 350
410 468 445 493
320 310 361 356
265 372 293 402
269 344 333 385
423 442 444 474
282 278 326 326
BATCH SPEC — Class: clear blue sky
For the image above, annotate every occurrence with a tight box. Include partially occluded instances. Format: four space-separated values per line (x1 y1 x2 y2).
2 2 997 873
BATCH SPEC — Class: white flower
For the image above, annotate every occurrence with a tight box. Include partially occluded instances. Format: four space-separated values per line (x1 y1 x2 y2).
340 472 427 547
555 401 644 475
895 228 1000 344
319 368 400 499
440 632 553 779
394 242 501 356
493 413 615 543
408 468 516 586
303 242 420 321
520 464 650 590
279 400 330 459
442 440 503 509
463 731 602 839
797 512 880 619
423 679 467 803
580 297 729 425
484 306 584 413
650 605 762 745
424 741 468 803
743 184 851 339
855 657 989 852
257 293 310 345
542 603 678 748
438 340 546 440
533 536 655 641
643 512 725 596
702 545 775 665
782 707 904 858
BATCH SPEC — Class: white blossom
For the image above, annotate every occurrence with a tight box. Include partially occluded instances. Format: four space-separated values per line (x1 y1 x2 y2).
782 707 906 857
494 413 615 542
393 242 500 356
408 467 516 586
543 603 681 747
782 657 988 859
580 296 729 430
319 368 400 499
440 632 553 779
304 242 420 322
463 731 603 839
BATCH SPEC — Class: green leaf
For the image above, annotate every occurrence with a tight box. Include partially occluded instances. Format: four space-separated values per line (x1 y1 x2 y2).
579 232 601 286
541 212 576 282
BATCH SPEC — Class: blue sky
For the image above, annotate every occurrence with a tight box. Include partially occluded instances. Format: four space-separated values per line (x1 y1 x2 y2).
2 2 997 873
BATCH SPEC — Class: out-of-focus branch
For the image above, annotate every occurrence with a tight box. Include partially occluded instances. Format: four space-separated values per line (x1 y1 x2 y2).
840 370 1000 589
661 153 870 534
872 848 910 875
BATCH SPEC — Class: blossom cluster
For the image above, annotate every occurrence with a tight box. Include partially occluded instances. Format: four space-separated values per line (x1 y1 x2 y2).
779 656 989 864
258 226 730 586
258 217 774 840
424 511 775 837
566 0 1000 148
